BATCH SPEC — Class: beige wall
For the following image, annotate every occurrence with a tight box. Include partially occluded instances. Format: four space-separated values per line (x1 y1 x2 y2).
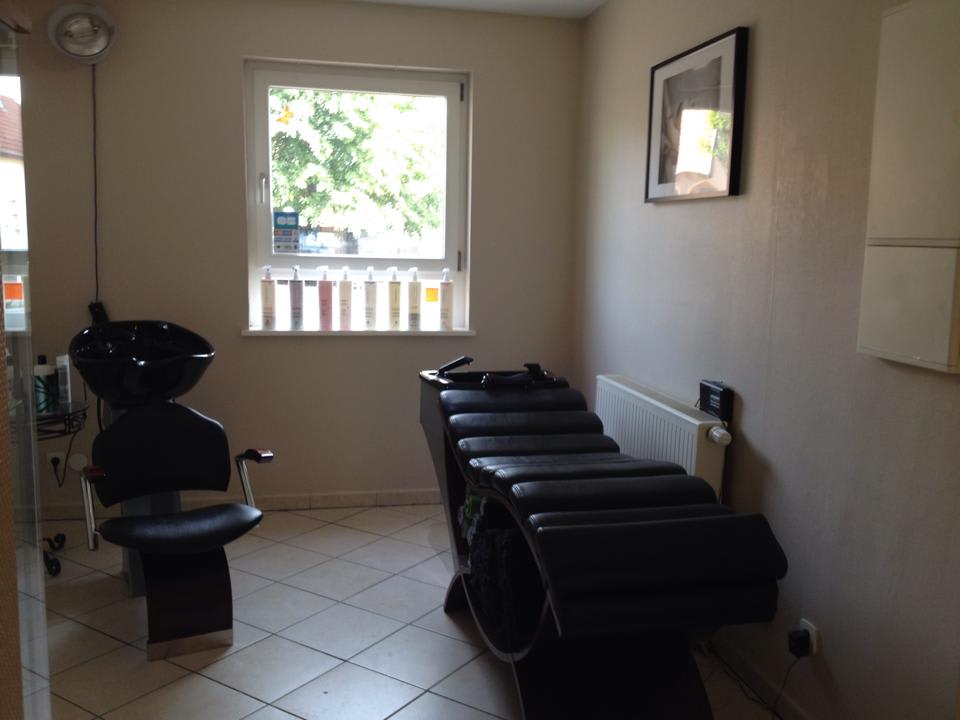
19 0 581 509
577 1 960 718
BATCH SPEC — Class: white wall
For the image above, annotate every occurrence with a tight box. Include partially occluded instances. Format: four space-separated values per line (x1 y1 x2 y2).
576 1 960 717
20 0 581 510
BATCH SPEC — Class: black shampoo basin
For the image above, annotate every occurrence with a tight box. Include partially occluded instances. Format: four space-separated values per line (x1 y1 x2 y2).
70 321 215 406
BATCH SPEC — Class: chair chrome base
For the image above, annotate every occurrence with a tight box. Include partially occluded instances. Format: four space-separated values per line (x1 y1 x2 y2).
147 628 233 661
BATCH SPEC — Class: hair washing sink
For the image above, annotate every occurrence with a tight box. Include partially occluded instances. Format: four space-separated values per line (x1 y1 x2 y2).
69 321 215 406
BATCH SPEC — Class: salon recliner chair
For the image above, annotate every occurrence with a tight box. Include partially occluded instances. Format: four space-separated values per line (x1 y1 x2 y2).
79 402 272 660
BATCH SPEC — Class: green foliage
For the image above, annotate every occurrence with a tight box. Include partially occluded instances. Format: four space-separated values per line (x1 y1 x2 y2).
704 109 731 166
269 88 444 240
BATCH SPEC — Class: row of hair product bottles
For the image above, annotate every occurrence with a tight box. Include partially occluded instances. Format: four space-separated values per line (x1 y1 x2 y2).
260 265 454 331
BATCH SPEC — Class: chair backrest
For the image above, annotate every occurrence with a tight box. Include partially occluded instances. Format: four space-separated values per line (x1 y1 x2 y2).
91 403 231 507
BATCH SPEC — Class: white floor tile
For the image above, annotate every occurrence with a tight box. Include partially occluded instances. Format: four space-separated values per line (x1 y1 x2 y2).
44 572 129 619
352 625 481 689
40 521 87 550
346 576 444 623
293 507 366 523
51 645 187 716
168 621 268 671
341 538 437 574
43 558 96 587
283 559 390 601
242 707 301 720
432 653 521 720
412 608 483 647
230 568 274 599
275 662 420 720
390 520 450 551
234 583 335 632
286 525 380 557
336 508 421 536
23 691 94 720
230 543 328 580
279 603 403 659
40 619 124 675
202 636 340 703
401 553 455 588
224 534 275 561
249 511 326 541
389 693 500 720
74 596 147 643
61 542 124 572
102 672 263 720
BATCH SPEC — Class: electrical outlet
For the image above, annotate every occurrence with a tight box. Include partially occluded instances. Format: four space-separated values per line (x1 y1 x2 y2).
798 618 820 656
68 453 88 472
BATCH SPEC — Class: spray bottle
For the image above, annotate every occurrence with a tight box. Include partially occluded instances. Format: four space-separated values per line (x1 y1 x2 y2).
318 266 334 331
289 266 304 330
261 265 276 330
407 267 422 331
388 267 401 330
339 266 352 331
439 267 454 331
364 266 377 330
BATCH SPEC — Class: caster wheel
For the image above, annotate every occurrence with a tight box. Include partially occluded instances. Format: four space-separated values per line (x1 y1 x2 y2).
44 533 67 551
43 552 61 577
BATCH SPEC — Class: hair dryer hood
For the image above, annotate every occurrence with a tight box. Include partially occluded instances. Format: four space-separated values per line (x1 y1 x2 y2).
69 321 215 406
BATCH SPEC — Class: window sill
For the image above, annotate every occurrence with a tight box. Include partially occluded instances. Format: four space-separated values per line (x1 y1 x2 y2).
242 328 475 337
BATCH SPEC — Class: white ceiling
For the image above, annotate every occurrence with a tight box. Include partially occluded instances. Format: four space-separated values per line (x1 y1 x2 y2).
344 0 606 19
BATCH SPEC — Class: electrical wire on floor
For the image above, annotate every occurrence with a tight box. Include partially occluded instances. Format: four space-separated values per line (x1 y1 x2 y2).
706 642 798 720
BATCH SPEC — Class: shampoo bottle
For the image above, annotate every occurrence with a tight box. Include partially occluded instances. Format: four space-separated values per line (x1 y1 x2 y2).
318 266 334 331
289 265 304 330
364 266 377 330
439 267 454 331
407 267 421 331
339 266 352 331
388 267 401 330
261 265 276 330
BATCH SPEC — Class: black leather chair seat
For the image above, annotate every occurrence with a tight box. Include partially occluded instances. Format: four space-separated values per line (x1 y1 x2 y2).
509 475 717 517
467 452 628 485
440 388 587 415
99 503 263 555
456 433 620 460
487 459 686 496
447 411 603 439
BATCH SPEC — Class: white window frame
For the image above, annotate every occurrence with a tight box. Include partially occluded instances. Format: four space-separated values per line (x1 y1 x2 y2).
244 60 470 330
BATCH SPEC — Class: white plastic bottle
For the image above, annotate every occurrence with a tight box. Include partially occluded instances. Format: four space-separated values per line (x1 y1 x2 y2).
261 265 276 330
339 266 352 331
289 265 304 330
318 266 334 331
364 266 377 330
388 266 401 330
407 267 422 331
439 267 454 331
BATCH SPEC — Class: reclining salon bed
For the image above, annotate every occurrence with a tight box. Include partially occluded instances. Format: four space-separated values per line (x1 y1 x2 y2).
419 358 788 720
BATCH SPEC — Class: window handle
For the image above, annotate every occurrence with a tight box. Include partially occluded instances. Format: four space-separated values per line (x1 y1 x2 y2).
258 173 268 204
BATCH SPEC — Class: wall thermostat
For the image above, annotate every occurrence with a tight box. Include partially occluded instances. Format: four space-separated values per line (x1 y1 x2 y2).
699 380 733 424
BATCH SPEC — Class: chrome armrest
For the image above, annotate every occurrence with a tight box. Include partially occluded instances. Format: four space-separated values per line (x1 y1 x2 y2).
80 466 102 551
235 449 273 508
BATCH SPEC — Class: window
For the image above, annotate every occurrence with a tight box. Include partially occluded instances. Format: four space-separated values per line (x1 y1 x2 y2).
244 61 470 332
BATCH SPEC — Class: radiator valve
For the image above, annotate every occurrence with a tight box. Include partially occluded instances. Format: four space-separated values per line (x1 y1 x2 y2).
708 426 732 446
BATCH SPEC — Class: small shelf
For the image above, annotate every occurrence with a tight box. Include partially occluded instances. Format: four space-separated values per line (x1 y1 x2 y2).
242 328 475 337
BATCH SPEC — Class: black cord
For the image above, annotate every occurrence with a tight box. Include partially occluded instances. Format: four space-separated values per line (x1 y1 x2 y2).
53 429 81 489
92 63 100 303
771 657 801 719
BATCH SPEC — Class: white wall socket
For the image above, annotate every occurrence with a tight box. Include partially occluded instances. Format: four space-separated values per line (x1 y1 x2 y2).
68 453 88 471
798 618 820 656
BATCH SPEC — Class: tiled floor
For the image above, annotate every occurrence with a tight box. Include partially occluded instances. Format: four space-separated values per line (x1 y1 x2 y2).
20 505 768 719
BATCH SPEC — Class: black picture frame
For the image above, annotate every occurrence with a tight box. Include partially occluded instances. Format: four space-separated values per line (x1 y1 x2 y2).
644 27 748 203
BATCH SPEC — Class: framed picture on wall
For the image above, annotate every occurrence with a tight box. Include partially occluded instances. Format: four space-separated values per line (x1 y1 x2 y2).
645 27 748 202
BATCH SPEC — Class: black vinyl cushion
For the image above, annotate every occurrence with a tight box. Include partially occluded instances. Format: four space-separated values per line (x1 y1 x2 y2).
440 388 588 415
487 459 686 495
509 475 717 517
447 411 603 439
92 403 232 506
527 504 732 531
467 452 629 485
99 503 262 555
457 434 620 460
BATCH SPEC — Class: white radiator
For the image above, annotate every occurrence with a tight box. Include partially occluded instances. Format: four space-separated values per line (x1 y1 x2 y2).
594 375 731 497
